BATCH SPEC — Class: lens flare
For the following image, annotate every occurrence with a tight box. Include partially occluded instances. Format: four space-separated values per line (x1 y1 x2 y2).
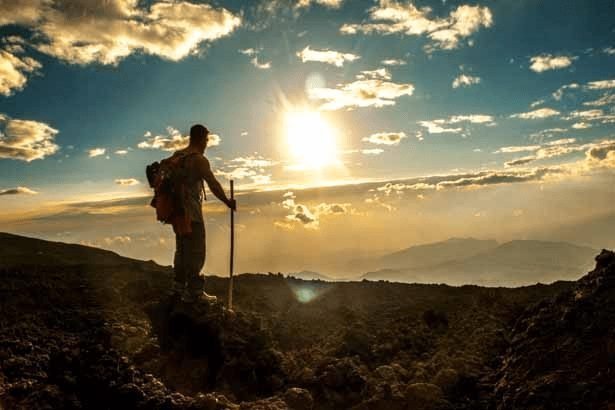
294 288 317 303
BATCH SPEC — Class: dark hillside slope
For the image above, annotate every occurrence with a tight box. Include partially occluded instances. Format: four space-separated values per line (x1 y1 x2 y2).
494 249 615 410
0 232 611 410
0 232 152 268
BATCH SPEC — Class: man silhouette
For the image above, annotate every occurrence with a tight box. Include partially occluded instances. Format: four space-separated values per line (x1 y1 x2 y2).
173 124 236 302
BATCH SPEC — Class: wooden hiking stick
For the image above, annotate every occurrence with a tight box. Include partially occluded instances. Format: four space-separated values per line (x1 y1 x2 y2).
228 180 235 310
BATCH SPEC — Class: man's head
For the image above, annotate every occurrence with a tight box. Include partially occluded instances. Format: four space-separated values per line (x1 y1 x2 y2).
189 124 210 152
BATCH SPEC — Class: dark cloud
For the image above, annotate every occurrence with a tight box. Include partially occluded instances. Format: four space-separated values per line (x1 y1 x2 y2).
436 167 561 189
505 156 538 167
0 186 38 196
587 141 615 161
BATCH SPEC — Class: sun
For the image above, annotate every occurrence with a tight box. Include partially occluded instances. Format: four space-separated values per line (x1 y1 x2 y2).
285 110 339 170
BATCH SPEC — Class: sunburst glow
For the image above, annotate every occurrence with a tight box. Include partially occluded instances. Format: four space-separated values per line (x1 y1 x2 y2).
285 110 339 169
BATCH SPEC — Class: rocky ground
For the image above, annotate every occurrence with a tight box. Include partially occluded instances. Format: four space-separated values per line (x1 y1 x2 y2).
0 233 613 409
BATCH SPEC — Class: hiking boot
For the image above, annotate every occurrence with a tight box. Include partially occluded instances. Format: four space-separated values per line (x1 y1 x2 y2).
182 290 218 304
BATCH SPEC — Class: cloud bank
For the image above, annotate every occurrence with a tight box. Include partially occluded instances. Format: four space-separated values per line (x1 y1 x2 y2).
0 114 59 161
341 1 493 52
297 46 360 67
0 0 241 66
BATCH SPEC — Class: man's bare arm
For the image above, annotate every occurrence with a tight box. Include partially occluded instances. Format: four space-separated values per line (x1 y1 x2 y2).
198 156 236 210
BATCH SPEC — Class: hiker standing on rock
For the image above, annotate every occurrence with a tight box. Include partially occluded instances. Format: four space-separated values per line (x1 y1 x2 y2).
175 124 236 302
147 124 236 303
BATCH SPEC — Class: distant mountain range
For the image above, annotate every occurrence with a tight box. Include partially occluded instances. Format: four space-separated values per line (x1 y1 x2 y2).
378 237 499 270
0 232 600 287
286 270 335 281
362 238 597 286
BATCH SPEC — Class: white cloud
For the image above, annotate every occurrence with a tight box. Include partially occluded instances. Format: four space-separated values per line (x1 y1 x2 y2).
376 182 436 196
296 0 344 9
0 186 38 196
418 121 462 134
529 128 568 142
208 133 221 147
545 138 577 146
495 145 542 154
530 99 545 108
137 127 223 151
586 79 615 90
583 93 615 107
418 114 495 134
552 83 579 100
448 114 494 124
115 178 140 186
565 109 604 120
251 57 271 69
0 49 41 96
572 122 591 129
356 68 391 80
362 131 407 145
603 47 615 55
529 54 576 73
563 109 615 125
115 149 129 155
0 114 59 161
88 148 106 158
0 0 241 65
308 77 414 110
138 127 188 151
215 154 276 185
0 0 45 26
381 58 407 66
340 2 493 52
361 148 384 155
239 48 271 69
296 46 360 67
452 73 480 88
510 108 560 119
230 155 277 168
238 48 258 57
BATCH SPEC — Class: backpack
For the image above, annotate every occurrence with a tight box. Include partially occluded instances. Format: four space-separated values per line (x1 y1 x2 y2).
146 151 197 235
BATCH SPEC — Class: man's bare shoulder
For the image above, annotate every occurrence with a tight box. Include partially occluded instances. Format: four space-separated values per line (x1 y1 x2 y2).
192 154 210 168
186 153 211 177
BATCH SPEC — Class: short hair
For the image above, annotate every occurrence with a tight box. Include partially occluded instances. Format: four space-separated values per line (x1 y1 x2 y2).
190 124 209 144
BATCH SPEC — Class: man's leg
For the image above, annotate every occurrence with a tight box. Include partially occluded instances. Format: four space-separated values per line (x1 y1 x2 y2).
185 222 206 296
173 233 187 293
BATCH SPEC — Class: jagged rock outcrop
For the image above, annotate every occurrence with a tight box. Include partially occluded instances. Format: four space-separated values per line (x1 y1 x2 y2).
494 250 615 410
146 296 286 399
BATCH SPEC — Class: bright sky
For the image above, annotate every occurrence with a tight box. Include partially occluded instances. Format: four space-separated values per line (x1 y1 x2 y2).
1 0 614 276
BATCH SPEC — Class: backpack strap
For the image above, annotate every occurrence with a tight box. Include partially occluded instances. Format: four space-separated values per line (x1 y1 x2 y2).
176 151 207 201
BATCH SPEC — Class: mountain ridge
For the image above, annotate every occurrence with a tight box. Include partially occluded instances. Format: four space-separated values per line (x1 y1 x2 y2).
363 239 598 286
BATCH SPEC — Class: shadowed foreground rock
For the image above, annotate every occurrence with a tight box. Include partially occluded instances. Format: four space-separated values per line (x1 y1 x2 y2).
0 233 612 409
146 296 286 399
494 250 615 410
